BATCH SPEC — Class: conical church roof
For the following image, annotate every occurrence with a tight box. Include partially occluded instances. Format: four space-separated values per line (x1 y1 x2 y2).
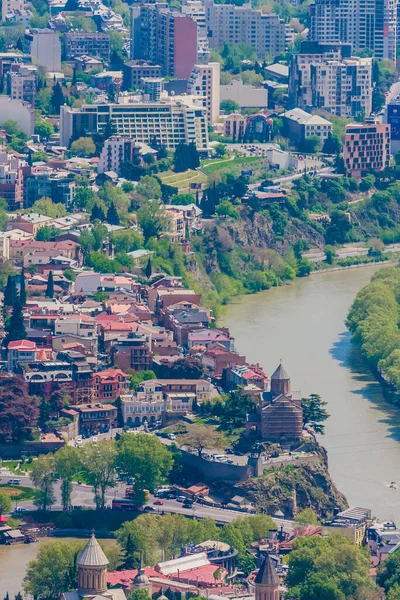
254 554 279 586
271 362 290 381
77 533 109 567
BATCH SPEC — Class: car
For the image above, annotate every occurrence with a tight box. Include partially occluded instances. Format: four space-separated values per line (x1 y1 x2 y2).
143 506 155 511
77 480 82 485
177 495 186 502
7 479 21 485
167 433 176 440
14 507 27 513
183 501 193 508
153 499 164 505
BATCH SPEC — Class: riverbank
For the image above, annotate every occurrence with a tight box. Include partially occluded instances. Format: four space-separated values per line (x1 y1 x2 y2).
221 264 400 523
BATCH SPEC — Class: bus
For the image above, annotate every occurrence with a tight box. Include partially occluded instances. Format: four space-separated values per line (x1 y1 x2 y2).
112 498 138 511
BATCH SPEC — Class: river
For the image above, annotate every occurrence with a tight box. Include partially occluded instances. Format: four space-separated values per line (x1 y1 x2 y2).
221 265 400 523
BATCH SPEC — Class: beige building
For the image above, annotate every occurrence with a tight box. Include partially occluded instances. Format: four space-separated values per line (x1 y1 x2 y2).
223 112 246 139
206 2 285 58
24 29 61 72
61 95 209 151
187 62 220 124
344 122 391 179
283 108 333 143
7 66 37 106
220 79 267 108
2 0 24 20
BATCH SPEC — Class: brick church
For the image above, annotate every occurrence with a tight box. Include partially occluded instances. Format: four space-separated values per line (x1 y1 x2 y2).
246 362 303 443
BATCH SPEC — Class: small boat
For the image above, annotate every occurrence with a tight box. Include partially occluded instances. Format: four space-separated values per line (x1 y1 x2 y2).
390 482 398 489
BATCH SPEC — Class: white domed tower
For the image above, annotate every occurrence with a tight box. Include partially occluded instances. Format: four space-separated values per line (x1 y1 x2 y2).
270 362 291 397
77 533 109 595
254 554 280 600
131 557 152 596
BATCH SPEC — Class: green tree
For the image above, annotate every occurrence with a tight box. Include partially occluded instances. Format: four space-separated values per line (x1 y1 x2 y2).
299 135 321 153
170 193 194 205
116 434 173 504
128 590 151 600
70 136 96 157
301 394 329 434
324 246 336 265
81 441 116 509
31 198 67 218
4 301 26 345
0 492 12 515
19 271 26 306
23 540 85 599
182 423 225 456
51 82 64 114
35 120 54 139
145 258 152 279
137 200 169 242
220 99 240 114
45 271 54 298
54 446 81 510
4 274 17 306
136 175 162 200
107 201 120 225
31 454 56 511
110 229 144 253
74 187 96 210
294 508 321 526
322 132 341 154
36 225 61 241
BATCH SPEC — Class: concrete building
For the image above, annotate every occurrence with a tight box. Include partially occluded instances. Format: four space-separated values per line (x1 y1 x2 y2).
187 62 220 123
223 112 246 139
0 147 25 211
289 41 372 119
283 108 333 143
0 96 34 135
309 0 397 61
24 29 61 71
385 94 400 154
98 136 154 175
6 66 37 106
181 0 209 62
132 4 198 78
142 77 163 101
2 0 24 21
206 2 285 58
60 96 209 150
93 368 130 403
122 60 162 90
7 339 37 372
24 168 76 209
344 122 391 179
64 32 110 61
220 79 267 108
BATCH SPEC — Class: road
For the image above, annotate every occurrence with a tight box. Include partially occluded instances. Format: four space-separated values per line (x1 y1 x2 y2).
304 242 400 263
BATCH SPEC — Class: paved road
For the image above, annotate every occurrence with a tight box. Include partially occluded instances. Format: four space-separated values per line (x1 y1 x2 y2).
304 242 400 263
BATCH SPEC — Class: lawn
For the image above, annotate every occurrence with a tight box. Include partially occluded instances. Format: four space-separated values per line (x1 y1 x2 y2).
0 484 41 501
201 156 266 177
158 169 208 193
2 460 35 475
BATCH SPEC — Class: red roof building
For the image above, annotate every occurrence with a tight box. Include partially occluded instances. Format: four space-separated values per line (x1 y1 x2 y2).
93 368 130 402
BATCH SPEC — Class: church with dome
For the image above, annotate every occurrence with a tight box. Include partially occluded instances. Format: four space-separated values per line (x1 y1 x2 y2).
61 534 127 600
246 362 303 443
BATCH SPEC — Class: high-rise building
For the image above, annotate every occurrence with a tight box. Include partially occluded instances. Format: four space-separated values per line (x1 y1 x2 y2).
205 2 286 58
24 168 76 209
6 66 37 106
309 0 397 61
60 95 209 150
385 94 400 154
181 0 210 62
123 60 162 91
289 41 372 118
24 29 61 72
344 122 391 178
131 3 198 78
187 62 220 123
142 77 163 101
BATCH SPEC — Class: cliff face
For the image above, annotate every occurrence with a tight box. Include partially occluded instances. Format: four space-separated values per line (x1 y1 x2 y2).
233 455 348 519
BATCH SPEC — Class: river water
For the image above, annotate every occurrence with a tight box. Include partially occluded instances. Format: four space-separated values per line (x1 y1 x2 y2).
2 265 400 595
221 265 400 523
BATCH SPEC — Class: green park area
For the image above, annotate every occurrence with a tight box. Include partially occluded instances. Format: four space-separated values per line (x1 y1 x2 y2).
158 169 208 194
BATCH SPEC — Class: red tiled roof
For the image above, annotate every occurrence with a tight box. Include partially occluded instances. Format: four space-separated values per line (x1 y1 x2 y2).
93 368 128 381
8 340 37 350
174 564 224 585
107 567 160 588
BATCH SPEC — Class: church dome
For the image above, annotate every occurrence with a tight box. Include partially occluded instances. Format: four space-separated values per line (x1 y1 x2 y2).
133 569 149 585
77 533 109 567
271 362 290 381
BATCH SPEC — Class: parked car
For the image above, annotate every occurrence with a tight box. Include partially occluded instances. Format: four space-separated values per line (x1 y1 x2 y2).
183 500 193 508
153 499 164 505
143 506 155 512
167 433 176 440
7 479 21 485
177 496 186 502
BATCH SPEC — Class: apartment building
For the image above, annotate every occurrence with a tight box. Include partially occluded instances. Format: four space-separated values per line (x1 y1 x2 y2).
2 0 24 21
187 62 220 124
131 3 198 78
220 79 267 108
205 2 285 58
344 123 391 179
64 32 110 61
98 136 143 175
6 66 37 106
181 0 210 62
289 41 372 119
122 60 162 90
223 112 246 139
283 108 333 143
0 147 25 211
24 168 76 209
386 94 400 154
309 0 397 61
93 368 130 403
60 96 209 150
24 29 61 71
